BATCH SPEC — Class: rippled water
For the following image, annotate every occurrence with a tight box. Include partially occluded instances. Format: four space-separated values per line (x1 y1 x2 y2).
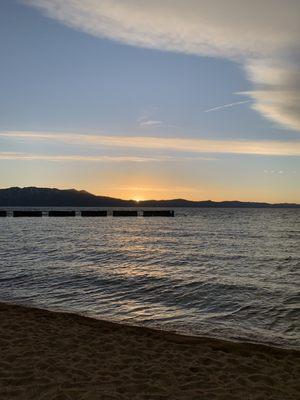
0 208 299 349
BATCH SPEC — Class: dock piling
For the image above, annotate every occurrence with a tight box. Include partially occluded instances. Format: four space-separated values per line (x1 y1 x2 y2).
81 210 107 217
13 211 43 217
113 210 138 217
48 211 76 217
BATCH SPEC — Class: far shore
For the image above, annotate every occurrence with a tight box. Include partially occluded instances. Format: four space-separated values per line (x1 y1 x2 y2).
0 302 299 399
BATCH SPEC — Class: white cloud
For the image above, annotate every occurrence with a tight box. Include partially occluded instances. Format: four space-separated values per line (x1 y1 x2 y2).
25 0 300 131
1 131 299 156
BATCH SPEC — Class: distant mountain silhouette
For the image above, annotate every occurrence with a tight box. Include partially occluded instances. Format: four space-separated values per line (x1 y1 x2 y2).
0 187 133 207
0 187 299 208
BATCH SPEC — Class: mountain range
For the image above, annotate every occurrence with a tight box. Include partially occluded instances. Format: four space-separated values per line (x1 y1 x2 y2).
0 187 299 208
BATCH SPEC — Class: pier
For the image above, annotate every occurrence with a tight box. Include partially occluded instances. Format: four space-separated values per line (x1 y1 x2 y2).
0 209 175 217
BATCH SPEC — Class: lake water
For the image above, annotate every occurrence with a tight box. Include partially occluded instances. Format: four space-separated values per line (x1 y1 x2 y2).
0 208 299 349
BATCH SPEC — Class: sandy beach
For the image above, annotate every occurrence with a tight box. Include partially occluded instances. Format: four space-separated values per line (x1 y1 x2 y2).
0 303 299 400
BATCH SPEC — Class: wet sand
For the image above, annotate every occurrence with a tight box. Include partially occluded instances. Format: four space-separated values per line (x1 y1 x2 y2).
0 303 299 400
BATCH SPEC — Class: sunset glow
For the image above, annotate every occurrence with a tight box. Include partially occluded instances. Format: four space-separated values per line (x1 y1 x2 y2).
0 1 299 203
0 3 299 400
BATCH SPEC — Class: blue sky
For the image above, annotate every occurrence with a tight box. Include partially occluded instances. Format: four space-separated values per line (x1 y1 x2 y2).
0 0 299 202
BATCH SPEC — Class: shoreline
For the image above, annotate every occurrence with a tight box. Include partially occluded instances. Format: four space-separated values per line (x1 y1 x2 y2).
0 302 299 399
1 301 298 353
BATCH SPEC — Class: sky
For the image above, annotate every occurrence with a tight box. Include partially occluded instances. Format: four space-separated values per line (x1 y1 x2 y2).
0 0 299 202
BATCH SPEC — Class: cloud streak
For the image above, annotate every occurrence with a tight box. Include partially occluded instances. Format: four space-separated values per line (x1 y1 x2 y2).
205 100 251 113
1 131 299 156
25 0 300 131
0 151 169 163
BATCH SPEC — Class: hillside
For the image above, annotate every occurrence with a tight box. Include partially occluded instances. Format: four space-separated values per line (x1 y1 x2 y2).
0 187 299 208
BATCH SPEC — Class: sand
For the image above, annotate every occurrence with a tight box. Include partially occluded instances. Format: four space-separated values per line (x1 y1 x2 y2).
0 303 299 400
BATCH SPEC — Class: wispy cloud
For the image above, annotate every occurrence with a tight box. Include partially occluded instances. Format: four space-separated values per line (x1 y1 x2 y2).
205 100 251 113
139 119 163 127
138 116 180 129
119 185 206 194
25 0 300 131
0 152 167 163
1 131 299 156
263 169 297 175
